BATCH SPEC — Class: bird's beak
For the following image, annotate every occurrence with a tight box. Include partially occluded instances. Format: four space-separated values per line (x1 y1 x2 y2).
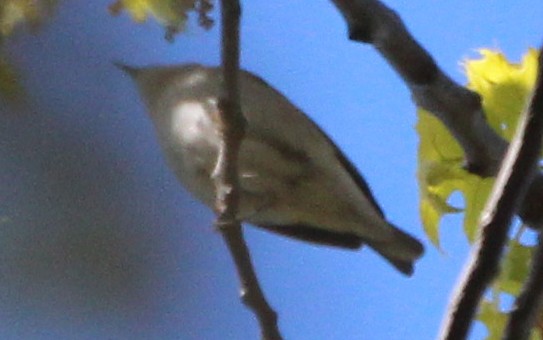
113 61 140 78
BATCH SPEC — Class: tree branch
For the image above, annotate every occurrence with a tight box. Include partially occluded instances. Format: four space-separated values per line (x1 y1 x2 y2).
329 0 543 227
439 45 543 339
328 1 543 338
504 49 543 340
214 1 282 339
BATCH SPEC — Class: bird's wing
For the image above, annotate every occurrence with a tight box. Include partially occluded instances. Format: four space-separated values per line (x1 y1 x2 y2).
255 223 364 249
241 71 386 218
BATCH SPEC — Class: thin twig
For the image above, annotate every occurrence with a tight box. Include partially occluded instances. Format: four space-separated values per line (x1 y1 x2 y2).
219 223 282 340
439 46 543 340
504 49 543 340
329 0 543 227
214 0 282 339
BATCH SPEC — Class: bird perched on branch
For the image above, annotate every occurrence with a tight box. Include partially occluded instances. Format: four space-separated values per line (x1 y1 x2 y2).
117 63 424 276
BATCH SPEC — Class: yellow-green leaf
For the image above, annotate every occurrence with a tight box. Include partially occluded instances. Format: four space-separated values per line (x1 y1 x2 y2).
417 49 539 247
0 0 57 36
417 110 464 247
478 300 508 340
497 240 534 296
466 49 539 140
416 109 493 245
109 0 205 37
478 297 542 340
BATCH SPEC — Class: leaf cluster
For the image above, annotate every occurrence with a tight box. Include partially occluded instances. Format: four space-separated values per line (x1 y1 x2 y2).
0 0 215 103
0 0 58 102
417 49 541 339
108 0 214 41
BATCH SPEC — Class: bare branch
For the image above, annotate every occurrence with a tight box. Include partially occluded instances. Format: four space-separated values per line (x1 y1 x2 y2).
330 0 505 175
218 223 282 340
439 46 543 340
504 50 543 340
214 1 282 339
214 0 243 257
329 0 543 227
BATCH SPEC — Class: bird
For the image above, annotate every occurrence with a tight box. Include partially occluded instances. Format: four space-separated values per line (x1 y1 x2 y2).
116 63 424 276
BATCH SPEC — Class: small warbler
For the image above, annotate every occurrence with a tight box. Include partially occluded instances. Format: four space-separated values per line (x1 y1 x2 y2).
117 63 424 276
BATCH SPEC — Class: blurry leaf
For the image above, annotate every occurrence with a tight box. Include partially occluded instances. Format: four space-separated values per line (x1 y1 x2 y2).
496 240 534 296
478 300 507 340
0 57 23 102
461 176 495 241
417 49 539 247
416 110 494 246
476 235 541 339
466 49 539 141
0 0 25 36
0 0 58 36
478 294 542 340
109 0 214 39
0 0 57 102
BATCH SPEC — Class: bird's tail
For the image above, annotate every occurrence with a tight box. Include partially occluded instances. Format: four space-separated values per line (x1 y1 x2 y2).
367 224 424 276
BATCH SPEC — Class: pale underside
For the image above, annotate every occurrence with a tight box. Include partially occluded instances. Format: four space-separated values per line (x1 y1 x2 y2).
163 99 392 243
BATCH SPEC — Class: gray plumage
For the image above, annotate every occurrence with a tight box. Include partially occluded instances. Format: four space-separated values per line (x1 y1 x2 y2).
117 63 424 276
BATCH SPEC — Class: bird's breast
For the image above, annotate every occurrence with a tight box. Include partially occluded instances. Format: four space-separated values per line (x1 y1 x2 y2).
171 99 220 149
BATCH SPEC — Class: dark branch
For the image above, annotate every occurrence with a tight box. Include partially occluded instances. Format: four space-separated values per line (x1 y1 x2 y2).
329 0 543 227
330 0 504 175
219 223 282 340
214 0 243 247
214 1 282 339
327 1 543 337
504 49 543 340
439 46 543 340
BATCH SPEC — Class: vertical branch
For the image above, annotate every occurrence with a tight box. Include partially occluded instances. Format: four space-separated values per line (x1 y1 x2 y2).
504 49 543 340
214 1 282 339
439 46 543 340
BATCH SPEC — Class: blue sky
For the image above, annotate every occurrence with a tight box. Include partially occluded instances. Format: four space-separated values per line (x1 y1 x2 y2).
0 1 541 339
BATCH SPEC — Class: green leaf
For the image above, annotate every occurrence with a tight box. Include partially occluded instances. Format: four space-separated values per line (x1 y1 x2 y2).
109 0 214 37
478 300 508 340
416 109 494 246
477 297 542 340
0 0 58 36
417 49 539 247
466 49 538 141
497 240 534 296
